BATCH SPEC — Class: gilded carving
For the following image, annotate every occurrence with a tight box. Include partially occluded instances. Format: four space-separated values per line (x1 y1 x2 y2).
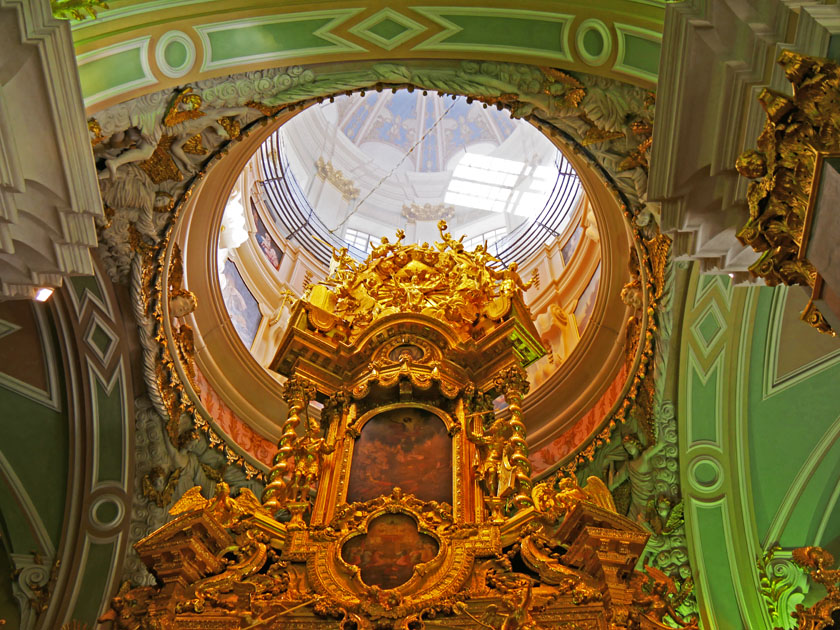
757 544 809 628
51 0 108 20
628 564 698 628
84 61 686 622
105 210 687 629
736 50 838 335
263 376 326 515
788 546 840 630
401 202 455 221
315 157 360 201
308 222 539 346
140 466 183 508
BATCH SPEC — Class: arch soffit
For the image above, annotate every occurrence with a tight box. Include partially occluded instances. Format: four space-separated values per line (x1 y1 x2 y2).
677 269 840 630
72 1 664 112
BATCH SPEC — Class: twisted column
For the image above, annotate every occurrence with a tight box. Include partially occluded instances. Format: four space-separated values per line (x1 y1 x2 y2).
493 365 533 509
262 375 317 510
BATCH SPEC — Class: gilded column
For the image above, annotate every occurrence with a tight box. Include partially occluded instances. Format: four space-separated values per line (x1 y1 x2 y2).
494 365 533 509
262 375 317 511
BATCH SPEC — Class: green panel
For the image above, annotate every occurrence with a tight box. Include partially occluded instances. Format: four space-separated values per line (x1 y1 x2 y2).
689 360 718 443
696 310 723 346
696 274 719 296
90 324 112 356
163 39 188 67
582 29 604 57
622 33 660 75
0 389 68 547
78 48 146 100
780 439 840 546
206 19 337 62
693 504 744 629
435 15 566 55
693 460 719 487
747 289 840 539
819 499 840 551
95 499 119 525
828 34 840 63
72 542 115 624
0 547 21 629
69 276 103 303
368 18 410 41
0 480 38 551
95 377 124 484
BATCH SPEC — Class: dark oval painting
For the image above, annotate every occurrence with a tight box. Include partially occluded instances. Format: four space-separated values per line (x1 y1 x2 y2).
347 407 452 504
341 513 439 589
387 343 425 362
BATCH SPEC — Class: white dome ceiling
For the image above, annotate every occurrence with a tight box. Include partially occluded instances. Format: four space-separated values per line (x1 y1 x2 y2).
274 91 580 255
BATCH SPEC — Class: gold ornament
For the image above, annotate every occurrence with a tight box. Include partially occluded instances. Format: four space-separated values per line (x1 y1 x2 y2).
736 50 838 335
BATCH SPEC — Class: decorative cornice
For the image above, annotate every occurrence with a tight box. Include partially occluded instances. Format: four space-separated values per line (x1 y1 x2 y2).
401 202 454 222
315 156 359 201
0 0 103 298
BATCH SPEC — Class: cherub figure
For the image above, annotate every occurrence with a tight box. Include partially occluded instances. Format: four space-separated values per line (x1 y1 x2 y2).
487 574 543 630
98 88 254 178
496 262 537 296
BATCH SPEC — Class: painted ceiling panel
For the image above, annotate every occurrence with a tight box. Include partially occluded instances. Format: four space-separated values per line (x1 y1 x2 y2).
746 289 840 542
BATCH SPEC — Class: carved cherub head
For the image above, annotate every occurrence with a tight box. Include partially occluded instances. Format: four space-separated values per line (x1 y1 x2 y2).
169 289 197 318
735 150 767 179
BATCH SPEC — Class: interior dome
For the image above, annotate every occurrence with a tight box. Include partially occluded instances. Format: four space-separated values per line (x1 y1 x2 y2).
187 94 627 481
260 90 582 263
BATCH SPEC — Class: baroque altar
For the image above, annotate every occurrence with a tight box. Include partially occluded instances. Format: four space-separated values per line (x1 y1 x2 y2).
103 223 697 629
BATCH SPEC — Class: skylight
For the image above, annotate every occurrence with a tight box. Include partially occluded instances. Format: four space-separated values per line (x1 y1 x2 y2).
262 90 582 266
445 153 556 217
344 227 375 253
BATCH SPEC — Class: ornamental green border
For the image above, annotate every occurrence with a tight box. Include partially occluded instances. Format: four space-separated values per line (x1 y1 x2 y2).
575 18 613 67
155 29 197 79
410 7 574 63
77 36 156 107
194 10 368 73
612 22 661 84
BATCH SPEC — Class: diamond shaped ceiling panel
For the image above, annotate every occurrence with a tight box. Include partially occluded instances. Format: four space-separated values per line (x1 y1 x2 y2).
348 9 427 51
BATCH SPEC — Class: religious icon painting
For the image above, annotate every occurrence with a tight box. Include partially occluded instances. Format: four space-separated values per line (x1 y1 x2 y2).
250 200 283 270
387 343 425 363
346 407 452 504
340 512 439 589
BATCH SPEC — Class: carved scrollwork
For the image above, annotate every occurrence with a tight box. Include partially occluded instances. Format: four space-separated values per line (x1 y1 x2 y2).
788 546 840 630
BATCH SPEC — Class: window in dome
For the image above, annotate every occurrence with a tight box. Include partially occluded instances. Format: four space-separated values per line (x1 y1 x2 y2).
445 153 557 217
464 227 508 250
344 227 375 253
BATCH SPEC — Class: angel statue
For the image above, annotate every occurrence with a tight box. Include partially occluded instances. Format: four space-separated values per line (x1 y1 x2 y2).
467 415 515 500
97 87 256 178
288 418 335 505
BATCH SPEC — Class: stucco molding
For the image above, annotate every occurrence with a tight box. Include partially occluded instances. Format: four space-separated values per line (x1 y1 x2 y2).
0 0 103 299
